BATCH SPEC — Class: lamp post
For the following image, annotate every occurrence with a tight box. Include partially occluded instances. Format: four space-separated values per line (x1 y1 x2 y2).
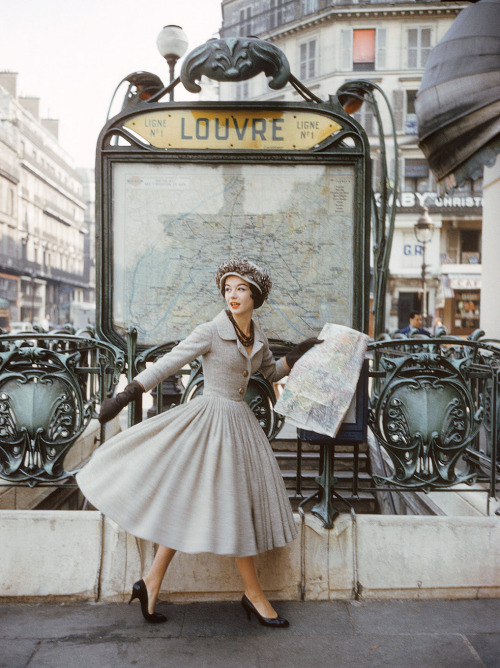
414 206 434 327
156 25 188 101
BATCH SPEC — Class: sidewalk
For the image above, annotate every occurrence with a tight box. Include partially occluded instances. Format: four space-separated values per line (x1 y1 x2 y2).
1 599 499 667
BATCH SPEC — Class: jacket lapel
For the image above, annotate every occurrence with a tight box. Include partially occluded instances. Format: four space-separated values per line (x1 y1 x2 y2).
214 310 264 359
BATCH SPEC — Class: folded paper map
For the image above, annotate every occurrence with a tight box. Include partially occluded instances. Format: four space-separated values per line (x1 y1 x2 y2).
274 323 370 437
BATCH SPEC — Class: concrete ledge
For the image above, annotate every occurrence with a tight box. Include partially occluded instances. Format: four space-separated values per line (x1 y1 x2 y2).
0 510 101 600
0 510 498 602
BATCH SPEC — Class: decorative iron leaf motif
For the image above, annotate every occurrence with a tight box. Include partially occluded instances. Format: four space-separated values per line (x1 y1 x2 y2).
0 335 124 484
370 350 481 488
181 37 290 93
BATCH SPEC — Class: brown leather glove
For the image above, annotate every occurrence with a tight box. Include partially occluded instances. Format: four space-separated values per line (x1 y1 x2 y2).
285 337 323 370
98 380 144 424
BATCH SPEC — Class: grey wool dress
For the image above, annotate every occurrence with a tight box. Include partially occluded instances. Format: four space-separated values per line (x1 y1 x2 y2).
76 310 297 557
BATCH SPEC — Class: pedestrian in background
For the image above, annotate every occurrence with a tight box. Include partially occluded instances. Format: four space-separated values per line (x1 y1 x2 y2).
399 310 431 336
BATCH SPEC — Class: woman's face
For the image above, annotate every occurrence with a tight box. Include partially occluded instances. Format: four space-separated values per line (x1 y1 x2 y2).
224 275 254 317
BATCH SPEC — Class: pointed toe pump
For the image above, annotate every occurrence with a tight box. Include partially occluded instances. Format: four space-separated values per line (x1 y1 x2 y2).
241 594 289 628
129 579 167 624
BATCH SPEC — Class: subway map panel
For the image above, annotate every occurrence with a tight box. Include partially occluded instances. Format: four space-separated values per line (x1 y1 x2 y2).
112 162 355 346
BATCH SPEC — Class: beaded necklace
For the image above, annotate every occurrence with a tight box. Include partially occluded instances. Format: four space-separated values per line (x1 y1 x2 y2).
225 309 254 347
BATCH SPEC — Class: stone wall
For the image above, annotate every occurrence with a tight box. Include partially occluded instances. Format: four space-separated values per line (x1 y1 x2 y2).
1 511 498 602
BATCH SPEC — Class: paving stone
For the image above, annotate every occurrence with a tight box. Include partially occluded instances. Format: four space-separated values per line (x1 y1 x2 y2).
0 602 183 640
255 633 483 668
0 640 39 668
25 637 263 668
348 599 500 634
466 633 500 668
0 600 498 668
181 600 353 637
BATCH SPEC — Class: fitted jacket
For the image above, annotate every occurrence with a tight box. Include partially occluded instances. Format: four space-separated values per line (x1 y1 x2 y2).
134 310 288 401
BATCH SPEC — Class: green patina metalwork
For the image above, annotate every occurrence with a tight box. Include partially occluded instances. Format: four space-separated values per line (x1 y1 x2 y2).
368 331 499 497
95 36 371 459
337 80 399 339
1 37 497 511
0 329 124 486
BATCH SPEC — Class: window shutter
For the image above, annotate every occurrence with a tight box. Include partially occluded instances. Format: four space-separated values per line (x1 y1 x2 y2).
407 28 418 68
375 28 386 69
309 39 317 78
300 42 307 80
341 29 353 71
392 90 404 133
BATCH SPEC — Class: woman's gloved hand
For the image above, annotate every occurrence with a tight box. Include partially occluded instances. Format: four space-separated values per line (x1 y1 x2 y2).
98 380 144 424
285 337 323 370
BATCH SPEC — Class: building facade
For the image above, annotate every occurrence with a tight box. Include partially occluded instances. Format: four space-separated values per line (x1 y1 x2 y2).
219 0 483 335
0 72 88 330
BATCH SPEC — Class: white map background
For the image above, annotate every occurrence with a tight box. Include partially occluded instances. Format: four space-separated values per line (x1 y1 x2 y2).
112 162 356 346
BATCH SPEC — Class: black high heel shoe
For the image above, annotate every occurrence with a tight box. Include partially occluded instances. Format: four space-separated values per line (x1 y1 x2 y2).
128 579 167 624
241 594 289 628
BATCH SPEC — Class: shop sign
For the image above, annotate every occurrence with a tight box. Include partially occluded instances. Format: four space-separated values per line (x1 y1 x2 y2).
124 109 342 150
448 275 482 289
374 191 483 209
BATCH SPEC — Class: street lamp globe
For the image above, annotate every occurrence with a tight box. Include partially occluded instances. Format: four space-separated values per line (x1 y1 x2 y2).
414 206 434 244
157 24 188 67
156 25 188 101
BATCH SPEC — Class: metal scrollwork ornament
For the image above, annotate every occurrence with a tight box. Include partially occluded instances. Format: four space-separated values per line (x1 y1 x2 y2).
369 353 482 488
181 37 290 93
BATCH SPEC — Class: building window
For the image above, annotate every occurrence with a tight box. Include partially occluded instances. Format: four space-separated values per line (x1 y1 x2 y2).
353 29 375 71
299 38 317 80
460 230 481 264
405 90 418 134
444 225 481 265
235 80 249 101
302 0 318 15
353 100 375 136
341 28 386 71
270 0 285 29
407 27 432 69
456 177 483 197
239 6 252 36
404 158 431 193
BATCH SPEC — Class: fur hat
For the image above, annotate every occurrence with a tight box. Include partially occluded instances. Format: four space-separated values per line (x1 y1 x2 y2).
216 257 272 307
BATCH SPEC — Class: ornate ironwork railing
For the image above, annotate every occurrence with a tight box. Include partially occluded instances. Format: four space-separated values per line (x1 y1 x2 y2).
368 330 499 495
0 327 124 486
295 329 500 528
0 325 498 523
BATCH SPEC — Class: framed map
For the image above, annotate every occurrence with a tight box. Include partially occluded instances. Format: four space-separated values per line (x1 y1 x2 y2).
110 160 361 347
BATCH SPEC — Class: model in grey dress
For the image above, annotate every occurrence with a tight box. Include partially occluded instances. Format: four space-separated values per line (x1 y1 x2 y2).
77 258 321 627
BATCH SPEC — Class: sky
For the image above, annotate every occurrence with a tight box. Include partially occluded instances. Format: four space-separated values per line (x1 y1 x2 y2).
0 0 224 168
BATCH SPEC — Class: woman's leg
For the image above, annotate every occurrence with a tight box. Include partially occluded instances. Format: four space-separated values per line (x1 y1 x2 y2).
235 555 278 619
143 545 176 613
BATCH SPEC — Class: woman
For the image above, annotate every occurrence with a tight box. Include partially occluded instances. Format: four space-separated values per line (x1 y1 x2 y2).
77 258 320 628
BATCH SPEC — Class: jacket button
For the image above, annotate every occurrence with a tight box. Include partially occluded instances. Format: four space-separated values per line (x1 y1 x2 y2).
238 387 245 395
243 370 249 377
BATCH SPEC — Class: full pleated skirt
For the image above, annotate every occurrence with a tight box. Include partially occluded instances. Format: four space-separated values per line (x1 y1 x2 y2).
76 396 297 557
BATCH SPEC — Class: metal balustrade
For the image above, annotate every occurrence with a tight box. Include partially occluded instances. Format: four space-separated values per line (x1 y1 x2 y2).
0 327 497 525
0 326 124 487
